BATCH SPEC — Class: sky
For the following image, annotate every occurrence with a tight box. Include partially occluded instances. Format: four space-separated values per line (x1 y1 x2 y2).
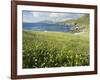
22 10 84 23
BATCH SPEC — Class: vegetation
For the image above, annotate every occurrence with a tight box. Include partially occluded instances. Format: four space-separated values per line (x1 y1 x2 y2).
23 31 89 68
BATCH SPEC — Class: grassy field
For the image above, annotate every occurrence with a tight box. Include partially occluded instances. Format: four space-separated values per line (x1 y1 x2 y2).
23 31 89 68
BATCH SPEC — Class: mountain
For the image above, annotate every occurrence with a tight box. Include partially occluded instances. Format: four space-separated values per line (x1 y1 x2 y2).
38 20 55 24
59 14 89 27
55 14 90 33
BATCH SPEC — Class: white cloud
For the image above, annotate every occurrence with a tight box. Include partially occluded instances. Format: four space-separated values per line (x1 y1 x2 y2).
23 11 84 23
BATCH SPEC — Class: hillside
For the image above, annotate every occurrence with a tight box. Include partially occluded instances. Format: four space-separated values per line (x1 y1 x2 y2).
59 14 89 28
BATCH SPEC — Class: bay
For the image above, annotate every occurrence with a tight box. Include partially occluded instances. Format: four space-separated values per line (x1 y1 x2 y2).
23 23 72 32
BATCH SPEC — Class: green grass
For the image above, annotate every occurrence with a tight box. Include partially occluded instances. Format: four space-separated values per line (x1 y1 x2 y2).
23 31 89 68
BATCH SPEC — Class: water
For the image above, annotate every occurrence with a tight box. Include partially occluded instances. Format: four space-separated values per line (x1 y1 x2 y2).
23 23 72 32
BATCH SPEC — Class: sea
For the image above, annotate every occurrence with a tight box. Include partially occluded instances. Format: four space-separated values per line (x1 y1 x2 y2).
23 23 73 32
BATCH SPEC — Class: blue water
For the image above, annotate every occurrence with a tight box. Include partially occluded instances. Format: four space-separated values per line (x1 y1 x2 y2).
23 23 72 32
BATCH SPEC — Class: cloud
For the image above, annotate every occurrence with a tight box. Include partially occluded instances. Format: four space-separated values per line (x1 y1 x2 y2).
23 10 84 23
23 11 34 23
